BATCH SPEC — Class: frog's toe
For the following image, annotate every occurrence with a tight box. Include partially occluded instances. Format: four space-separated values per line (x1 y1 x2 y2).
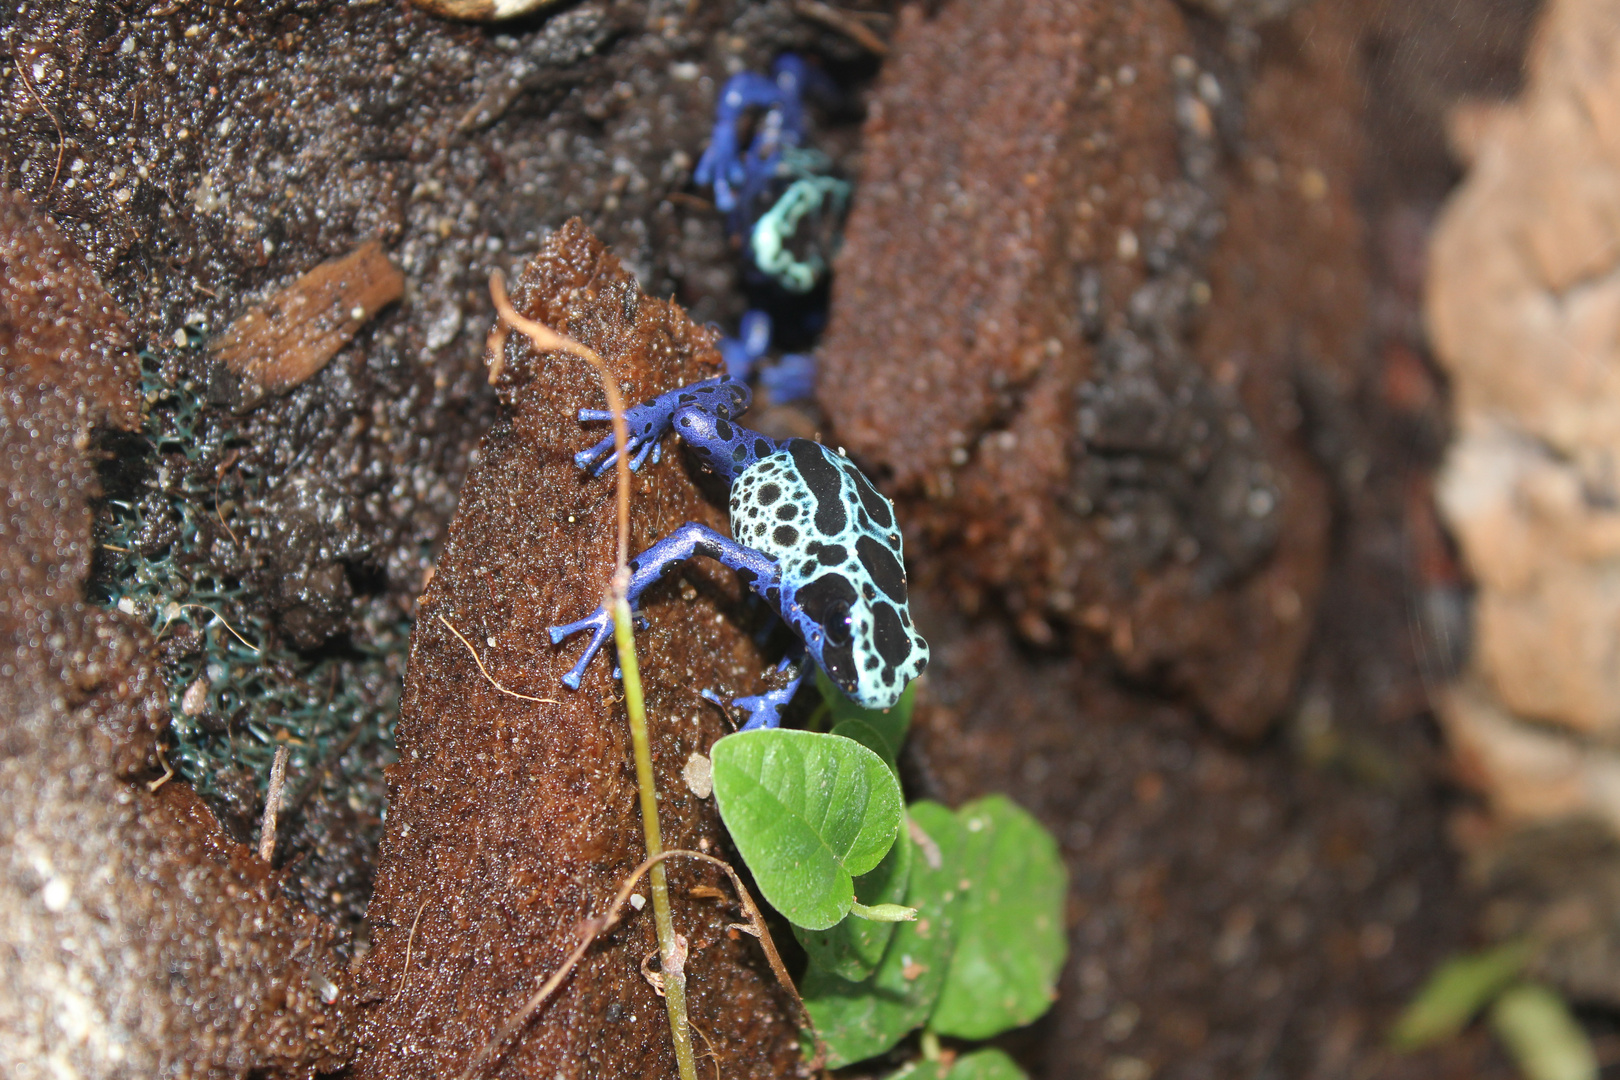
732 691 790 731
549 610 614 687
574 434 617 473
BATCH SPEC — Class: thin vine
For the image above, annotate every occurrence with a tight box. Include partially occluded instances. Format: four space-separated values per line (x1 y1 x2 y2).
480 272 697 1080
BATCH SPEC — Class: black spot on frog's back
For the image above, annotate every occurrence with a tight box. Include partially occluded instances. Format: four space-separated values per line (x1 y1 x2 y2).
850 469 894 530
872 602 911 670
856 535 906 602
787 439 847 537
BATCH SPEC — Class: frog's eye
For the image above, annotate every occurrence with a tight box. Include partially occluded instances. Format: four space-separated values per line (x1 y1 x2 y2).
823 600 852 646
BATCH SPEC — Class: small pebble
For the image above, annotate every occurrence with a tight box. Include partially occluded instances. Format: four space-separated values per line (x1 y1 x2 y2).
683 752 713 798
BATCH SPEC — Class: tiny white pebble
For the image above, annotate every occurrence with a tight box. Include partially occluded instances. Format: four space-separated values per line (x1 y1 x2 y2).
171 328 188 347
349 305 365 321
629 893 646 911
181 677 209 717
41 878 70 912
683 752 713 798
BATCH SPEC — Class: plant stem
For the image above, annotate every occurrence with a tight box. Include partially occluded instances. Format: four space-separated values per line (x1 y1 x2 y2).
487 272 697 1079
614 593 698 1080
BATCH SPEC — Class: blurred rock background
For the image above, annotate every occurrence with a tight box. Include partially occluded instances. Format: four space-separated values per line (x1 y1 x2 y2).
1429 0 1620 1016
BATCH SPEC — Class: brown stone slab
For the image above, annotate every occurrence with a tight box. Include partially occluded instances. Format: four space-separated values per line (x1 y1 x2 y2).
818 0 1352 735
353 220 801 1079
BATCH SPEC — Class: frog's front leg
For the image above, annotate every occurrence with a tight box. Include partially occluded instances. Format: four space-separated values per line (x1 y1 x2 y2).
574 375 753 476
713 647 808 731
549 522 783 689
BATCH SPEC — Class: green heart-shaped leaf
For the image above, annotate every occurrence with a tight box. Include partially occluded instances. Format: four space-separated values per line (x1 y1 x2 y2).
928 795 1068 1039
711 728 903 930
883 1048 1028 1080
795 808 913 981
804 801 968 1066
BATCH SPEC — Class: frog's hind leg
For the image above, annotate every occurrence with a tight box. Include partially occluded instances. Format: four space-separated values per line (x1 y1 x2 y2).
549 522 782 688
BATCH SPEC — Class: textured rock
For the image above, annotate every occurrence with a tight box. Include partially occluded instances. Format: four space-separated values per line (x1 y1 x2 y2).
353 221 801 1079
1428 0 1620 1006
0 193 353 1078
1430 0 1620 759
817 0 1354 735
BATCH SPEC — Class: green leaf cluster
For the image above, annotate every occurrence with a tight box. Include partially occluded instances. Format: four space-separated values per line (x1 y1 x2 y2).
802 797 1067 1067
888 1047 1029 1080
1391 942 1597 1080
709 677 1068 1073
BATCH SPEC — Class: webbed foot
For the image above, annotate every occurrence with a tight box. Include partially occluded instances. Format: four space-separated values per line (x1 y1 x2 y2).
549 607 614 689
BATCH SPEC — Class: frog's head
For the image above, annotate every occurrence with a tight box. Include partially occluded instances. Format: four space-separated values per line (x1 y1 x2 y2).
793 563 929 710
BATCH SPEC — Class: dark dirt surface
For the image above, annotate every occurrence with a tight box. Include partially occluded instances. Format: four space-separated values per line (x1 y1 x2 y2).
0 194 351 1078
0 0 1575 1076
353 221 802 1079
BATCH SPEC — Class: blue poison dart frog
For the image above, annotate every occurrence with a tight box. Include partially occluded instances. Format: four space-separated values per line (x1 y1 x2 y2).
549 375 928 730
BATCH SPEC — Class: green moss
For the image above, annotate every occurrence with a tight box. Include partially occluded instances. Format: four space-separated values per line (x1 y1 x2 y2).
90 347 406 855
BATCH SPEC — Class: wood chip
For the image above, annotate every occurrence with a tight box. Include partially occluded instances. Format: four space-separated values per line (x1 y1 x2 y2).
407 0 564 21
210 239 403 410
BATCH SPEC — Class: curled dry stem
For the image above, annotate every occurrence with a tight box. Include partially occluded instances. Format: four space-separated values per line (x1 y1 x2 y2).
459 849 823 1080
439 613 558 705
480 273 699 1080
486 270 631 573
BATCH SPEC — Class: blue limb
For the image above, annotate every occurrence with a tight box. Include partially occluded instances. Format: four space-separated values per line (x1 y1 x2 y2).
550 522 784 689
695 71 792 214
573 376 752 476
719 310 773 380
695 55 830 234
759 353 816 404
731 649 809 731
702 648 809 731
573 376 780 484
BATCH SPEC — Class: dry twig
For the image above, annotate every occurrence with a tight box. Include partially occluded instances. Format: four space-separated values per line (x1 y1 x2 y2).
460 848 822 1080
486 270 633 572
393 897 431 1004
439 613 558 705
257 744 290 862
13 47 65 199
793 0 890 54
